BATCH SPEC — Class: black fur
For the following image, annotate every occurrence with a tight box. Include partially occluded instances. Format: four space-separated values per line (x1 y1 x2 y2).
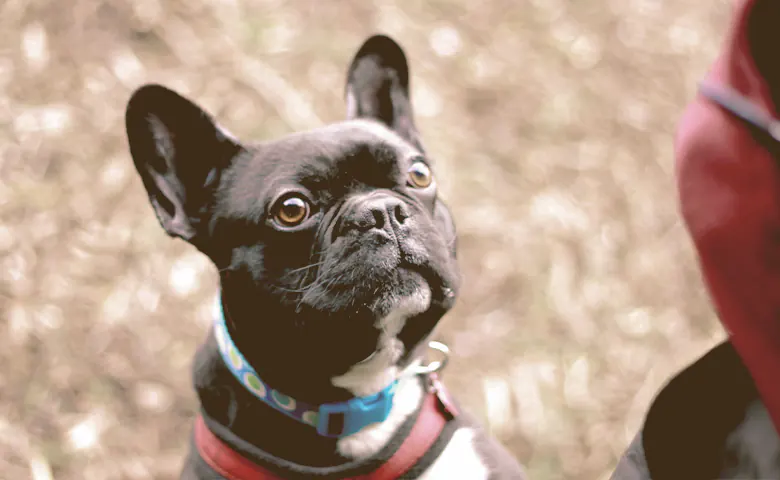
126 35 463 472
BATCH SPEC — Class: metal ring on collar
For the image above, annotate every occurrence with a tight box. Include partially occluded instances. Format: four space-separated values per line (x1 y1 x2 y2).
411 341 450 375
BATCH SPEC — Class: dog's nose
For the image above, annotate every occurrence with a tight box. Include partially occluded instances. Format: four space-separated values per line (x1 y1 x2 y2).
339 194 409 235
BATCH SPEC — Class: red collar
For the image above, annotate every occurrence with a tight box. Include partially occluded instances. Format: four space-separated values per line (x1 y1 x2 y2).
194 375 458 480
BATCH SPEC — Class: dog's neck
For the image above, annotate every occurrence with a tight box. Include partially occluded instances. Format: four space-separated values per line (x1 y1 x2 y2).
192 298 427 467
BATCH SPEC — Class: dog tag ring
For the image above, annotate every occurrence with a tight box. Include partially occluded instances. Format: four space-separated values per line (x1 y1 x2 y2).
413 340 450 377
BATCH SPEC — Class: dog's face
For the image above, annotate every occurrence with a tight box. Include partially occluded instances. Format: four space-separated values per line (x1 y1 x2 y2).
125 35 459 394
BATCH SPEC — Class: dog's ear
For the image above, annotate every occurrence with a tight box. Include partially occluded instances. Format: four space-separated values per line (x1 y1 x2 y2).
345 34 424 152
125 84 244 244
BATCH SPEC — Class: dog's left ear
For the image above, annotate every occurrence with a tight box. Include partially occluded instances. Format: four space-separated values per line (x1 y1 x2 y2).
345 34 424 153
125 84 244 246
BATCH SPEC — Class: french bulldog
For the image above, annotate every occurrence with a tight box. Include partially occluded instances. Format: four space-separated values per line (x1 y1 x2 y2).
125 34 526 479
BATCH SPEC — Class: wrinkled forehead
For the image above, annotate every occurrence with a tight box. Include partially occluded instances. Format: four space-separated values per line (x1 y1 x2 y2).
270 119 419 174
293 119 416 152
245 120 421 186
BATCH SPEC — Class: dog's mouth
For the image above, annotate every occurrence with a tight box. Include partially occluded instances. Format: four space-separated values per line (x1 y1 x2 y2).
298 244 450 311
367 264 429 315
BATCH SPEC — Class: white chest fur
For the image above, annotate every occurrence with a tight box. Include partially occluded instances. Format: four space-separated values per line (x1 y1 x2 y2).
418 428 490 480
330 288 490 478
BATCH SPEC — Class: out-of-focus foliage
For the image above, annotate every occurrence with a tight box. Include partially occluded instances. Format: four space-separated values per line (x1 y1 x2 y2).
0 1 732 479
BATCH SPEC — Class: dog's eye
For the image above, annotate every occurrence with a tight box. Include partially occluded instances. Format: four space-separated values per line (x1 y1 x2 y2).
407 162 433 188
272 195 310 227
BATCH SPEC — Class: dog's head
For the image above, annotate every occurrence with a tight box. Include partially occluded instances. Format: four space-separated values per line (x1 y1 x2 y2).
125 35 459 399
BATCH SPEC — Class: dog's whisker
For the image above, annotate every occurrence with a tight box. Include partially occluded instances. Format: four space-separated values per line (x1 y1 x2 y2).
272 270 342 295
271 285 311 293
282 261 324 276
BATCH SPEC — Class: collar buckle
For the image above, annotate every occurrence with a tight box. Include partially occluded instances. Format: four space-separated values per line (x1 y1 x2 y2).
317 381 398 437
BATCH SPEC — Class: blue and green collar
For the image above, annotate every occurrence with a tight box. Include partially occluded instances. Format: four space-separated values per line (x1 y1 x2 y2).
213 299 398 438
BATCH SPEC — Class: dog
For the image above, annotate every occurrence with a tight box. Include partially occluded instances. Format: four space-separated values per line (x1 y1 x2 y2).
125 34 527 479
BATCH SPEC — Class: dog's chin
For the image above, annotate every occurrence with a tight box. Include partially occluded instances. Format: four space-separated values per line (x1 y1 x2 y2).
336 270 431 363
368 269 431 320
329 272 433 397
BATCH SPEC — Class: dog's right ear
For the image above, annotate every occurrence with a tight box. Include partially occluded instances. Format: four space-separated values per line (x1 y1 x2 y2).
125 84 244 244
345 35 425 153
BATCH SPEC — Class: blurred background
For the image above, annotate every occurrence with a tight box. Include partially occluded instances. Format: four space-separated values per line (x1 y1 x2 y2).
0 0 735 479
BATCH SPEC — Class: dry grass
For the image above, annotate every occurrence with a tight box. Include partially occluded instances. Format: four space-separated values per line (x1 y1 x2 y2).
1 1 734 479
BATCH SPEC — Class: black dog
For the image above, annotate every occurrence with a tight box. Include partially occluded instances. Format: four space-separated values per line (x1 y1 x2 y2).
125 35 526 479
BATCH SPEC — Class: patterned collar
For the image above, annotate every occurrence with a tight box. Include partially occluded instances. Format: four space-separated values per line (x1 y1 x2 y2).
213 298 398 438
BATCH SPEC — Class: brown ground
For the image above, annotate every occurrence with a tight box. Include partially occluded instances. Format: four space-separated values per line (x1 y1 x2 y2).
1 1 733 479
